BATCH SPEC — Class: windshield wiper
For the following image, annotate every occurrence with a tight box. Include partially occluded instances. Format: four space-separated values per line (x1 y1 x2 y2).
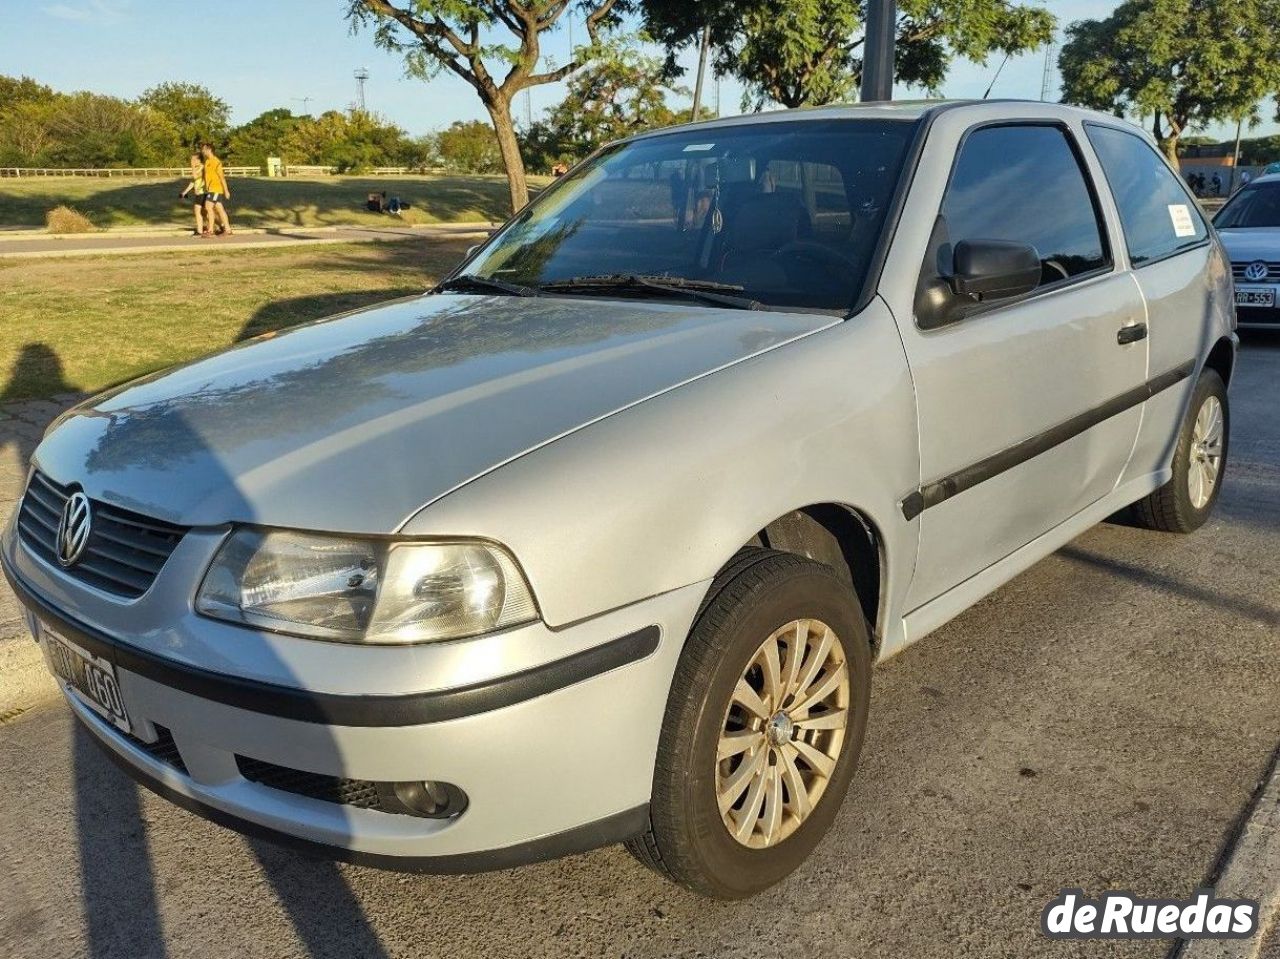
539 274 762 310
435 274 544 297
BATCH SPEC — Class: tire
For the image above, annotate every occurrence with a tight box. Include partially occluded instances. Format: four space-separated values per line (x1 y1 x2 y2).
627 549 872 898
1132 369 1229 533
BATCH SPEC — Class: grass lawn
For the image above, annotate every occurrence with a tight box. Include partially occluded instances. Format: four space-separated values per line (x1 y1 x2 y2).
0 174 548 231
0 237 471 402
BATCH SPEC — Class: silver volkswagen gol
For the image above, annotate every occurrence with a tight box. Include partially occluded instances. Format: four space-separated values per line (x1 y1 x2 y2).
3 100 1236 899
1214 173 1280 330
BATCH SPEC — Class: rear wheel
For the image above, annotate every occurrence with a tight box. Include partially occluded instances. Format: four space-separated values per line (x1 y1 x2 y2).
1132 369 1229 533
627 550 871 898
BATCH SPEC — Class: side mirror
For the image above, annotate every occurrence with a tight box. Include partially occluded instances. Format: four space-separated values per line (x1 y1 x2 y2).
948 239 1041 301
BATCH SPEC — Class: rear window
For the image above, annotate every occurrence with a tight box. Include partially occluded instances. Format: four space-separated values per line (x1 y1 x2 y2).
1085 124 1208 265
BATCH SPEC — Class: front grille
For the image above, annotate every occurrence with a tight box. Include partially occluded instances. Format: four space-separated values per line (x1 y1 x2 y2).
17 471 187 598
1231 260 1280 281
124 724 187 773
236 755 386 811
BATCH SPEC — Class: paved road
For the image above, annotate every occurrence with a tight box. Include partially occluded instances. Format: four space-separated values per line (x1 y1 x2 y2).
1 339 1277 959
0 223 493 259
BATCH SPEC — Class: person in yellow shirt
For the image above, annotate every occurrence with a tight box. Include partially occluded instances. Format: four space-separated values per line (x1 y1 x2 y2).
177 153 207 236
199 142 233 237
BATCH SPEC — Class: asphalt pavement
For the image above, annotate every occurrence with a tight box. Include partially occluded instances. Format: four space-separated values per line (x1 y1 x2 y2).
0 337 1277 959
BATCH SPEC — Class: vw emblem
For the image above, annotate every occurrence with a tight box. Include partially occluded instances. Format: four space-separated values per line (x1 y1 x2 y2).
56 491 92 568
1244 260 1269 282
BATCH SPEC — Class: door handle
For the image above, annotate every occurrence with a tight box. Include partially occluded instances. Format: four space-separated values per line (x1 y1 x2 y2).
1117 322 1148 345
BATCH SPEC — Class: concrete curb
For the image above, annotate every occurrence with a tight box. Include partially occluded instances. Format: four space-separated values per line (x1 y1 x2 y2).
1177 746 1280 958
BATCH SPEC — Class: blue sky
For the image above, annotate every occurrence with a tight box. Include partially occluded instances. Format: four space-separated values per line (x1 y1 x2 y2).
4 0 1275 141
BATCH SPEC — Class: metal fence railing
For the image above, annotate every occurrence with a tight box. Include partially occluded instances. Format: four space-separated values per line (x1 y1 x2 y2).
0 166 263 178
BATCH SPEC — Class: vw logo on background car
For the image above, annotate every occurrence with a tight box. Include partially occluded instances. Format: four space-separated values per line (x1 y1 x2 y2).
1244 261 1270 282
56 491 93 568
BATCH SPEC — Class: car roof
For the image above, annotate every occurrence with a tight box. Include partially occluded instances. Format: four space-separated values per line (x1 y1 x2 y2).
624 98 1142 143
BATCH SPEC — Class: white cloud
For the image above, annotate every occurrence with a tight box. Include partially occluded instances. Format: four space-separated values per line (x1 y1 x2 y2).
43 0 127 23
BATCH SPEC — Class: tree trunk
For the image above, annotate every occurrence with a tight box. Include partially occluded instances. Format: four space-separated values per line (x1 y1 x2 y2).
1161 134 1179 166
486 99 529 213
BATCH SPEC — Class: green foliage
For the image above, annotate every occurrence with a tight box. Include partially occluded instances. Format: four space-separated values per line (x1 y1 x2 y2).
437 120 503 173
226 108 305 168
0 79 183 167
138 81 231 149
277 110 413 172
637 0 1055 109
1060 0 1280 161
521 37 691 169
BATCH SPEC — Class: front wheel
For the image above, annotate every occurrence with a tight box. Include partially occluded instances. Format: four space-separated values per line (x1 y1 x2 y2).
1132 368 1229 533
627 550 871 899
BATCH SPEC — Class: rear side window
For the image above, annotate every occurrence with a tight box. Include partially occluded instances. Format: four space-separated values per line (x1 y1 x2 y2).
1085 124 1208 265
942 124 1110 284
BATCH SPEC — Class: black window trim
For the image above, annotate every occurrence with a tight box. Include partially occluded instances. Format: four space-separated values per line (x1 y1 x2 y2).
914 118 1117 331
1082 120 1212 272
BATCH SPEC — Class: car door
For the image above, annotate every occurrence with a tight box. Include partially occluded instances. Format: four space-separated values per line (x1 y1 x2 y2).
1082 123 1225 487
893 120 1148 611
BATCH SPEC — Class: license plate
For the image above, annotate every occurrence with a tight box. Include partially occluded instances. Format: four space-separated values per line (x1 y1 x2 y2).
40 625 132 734
1235 287 1275 307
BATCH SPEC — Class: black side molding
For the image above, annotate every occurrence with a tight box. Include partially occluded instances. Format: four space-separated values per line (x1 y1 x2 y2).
901 359 1197 521
2 552 659 728
83 715 649 874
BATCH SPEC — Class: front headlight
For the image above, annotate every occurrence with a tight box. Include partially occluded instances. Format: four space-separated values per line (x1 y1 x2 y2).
196 529 537 644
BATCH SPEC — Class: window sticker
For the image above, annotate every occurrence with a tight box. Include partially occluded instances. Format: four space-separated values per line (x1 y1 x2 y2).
682 143 715 152
1168 204 1197 238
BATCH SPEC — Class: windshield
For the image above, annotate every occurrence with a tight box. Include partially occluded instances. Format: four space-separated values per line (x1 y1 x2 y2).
466 118 919 313
1214 181 1280 229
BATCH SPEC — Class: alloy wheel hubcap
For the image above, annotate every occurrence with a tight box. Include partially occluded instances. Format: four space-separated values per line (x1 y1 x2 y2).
1188 395 1224 510
715 618 850 849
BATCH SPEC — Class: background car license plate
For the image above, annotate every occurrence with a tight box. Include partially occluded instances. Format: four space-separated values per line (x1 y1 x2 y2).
41 626 132 733
1235 288 1275 307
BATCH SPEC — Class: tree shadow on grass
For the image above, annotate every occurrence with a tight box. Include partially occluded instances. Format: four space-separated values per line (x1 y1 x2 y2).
0 176 527 231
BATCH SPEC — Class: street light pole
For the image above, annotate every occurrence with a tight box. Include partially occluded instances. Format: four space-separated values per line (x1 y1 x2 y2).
860 0 896 102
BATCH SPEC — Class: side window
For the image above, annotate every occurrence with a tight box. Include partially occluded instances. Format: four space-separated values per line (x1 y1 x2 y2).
1085 124 1208 265
942 125 1110 284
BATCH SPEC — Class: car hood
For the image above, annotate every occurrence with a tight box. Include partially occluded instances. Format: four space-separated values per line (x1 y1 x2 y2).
1217 228 1280 262
34 293 833 532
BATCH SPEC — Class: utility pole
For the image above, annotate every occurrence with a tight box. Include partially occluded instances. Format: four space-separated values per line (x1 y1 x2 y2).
691 24 711 121
292 96 313 115
860 0 895 103
1230 114 1244 194
354 67 370 112
1040 39 1056 101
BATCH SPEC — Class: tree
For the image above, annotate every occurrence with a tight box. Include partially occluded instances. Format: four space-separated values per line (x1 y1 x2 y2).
227 108 305 168
139 81 231 149
637 0 1055 110
347 0 623 212
521 36 691 169
437 119 504 173
278 109 412 172
1059 0 1280 164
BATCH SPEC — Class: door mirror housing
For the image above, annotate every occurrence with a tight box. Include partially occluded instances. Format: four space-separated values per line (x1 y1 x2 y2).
947 239 1041 301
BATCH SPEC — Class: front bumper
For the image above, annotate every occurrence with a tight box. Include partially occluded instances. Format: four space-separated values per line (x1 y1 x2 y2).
3 543 706 871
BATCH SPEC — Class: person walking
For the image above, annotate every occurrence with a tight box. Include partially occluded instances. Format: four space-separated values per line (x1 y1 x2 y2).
199 142 233 237
178 153 208 236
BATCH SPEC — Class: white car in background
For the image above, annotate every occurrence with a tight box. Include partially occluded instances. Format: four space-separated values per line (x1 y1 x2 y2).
1215 173 1280 330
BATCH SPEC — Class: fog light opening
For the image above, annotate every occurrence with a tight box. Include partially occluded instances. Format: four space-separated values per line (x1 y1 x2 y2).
386 780 468 819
